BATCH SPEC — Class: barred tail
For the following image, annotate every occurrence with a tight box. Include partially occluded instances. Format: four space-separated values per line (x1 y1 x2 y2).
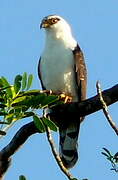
59 121 80 169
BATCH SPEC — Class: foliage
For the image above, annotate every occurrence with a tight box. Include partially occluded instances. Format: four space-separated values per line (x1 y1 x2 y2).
19 175 27 180
102 147 118 172
0 73 117 180
0 72 60 135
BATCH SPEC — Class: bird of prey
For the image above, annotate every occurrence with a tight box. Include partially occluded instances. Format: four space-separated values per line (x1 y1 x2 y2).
38 15 87 169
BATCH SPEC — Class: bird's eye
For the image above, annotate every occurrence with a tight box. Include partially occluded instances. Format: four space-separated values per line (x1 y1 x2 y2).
51 18 59 24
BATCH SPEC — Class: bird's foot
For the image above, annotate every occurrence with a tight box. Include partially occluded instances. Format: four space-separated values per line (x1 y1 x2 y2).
40 90 72 103
59 93 72 103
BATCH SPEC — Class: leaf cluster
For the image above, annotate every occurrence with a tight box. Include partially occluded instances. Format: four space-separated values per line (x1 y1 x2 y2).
102 147 118 172
0 73 33 124
19 175 27 180
0 73 62 134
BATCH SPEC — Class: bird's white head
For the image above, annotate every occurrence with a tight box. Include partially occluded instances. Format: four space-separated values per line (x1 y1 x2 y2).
40 15 77 49
40 15 71 33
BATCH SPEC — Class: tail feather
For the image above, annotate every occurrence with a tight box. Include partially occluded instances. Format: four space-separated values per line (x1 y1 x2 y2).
59 121 80 169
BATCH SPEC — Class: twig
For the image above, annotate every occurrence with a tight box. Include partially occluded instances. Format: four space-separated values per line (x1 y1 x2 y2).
0 84 118 178
45 126 76 180
96 81 118 136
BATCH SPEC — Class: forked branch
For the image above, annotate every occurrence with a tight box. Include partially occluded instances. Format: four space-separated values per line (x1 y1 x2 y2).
0 84 118 179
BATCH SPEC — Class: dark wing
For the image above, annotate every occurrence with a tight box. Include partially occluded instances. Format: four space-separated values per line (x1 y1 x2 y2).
73 44 87 102
38 57 46 90
59 45 87 169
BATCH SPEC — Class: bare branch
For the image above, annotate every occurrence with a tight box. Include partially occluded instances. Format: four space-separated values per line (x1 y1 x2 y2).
0 84 118 178
96 81 118 136
45 126 75 180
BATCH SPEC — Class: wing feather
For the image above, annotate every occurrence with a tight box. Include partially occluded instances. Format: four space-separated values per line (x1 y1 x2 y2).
38 57 46 90
73 44 87 101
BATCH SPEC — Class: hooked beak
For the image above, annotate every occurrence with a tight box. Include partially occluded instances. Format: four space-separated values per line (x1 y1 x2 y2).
40 20 50 29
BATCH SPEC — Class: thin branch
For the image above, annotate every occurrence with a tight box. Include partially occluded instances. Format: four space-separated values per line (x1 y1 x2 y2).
45 126 76 180
0 84 118 178
96 81 118 136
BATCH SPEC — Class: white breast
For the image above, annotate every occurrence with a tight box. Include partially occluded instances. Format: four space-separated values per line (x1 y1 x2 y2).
40 32 78 102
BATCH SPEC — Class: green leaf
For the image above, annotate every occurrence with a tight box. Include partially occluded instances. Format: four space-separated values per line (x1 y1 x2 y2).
22 72 27 90
5 113 14 123
26 74 33 90
0 130 6 135
14 107 22 114
0 78 4 88
22 112 34 118
1 76 13 98
101 152 109 158
21 106 29 112
113 152 118 163
0 98 5 103
42 117 58 132
0 104 6 108
33 115 45 133
40 95 59 108
22 89 41 95
14 75 22 93
0 112 8 116
103 148 112 156
19 175 27 180
12 96 27 105
10 86 16 98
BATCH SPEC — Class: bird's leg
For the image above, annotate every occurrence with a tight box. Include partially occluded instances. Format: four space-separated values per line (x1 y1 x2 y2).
59 93 72 103
40 90 72 103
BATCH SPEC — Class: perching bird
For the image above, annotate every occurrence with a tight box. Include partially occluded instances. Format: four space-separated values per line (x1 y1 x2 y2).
38 15 87 169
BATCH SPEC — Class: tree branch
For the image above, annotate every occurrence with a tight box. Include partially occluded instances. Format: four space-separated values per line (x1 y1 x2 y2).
96 82 118 136
50 84 118 124
46 127 75 180
0 84 118 179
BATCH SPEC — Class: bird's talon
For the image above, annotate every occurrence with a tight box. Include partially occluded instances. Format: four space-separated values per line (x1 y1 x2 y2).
59 94 72 103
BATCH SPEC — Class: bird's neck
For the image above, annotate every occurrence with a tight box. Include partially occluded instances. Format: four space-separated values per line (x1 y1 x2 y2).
45 30 77 50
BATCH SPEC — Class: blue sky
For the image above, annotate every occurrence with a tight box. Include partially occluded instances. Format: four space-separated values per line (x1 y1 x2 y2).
0 0 118 180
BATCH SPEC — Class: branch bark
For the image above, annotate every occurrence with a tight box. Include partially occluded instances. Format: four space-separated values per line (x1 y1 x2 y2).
0 84 118 179
52 84 118 118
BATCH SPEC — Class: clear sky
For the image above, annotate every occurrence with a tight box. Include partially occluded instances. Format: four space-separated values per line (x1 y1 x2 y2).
0 0 118 180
